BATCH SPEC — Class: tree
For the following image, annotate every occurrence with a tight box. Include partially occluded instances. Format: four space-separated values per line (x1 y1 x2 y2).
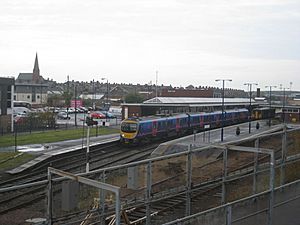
62 91 72 106
125 92 144 103
47 94 62 107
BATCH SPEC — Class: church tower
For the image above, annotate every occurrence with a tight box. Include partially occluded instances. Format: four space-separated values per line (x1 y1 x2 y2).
32 53 40 83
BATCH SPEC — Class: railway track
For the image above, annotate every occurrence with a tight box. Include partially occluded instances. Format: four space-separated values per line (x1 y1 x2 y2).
65 146 285 225
48 157 253 224
0 142 120 187
0 125 288 223
0 143 159 217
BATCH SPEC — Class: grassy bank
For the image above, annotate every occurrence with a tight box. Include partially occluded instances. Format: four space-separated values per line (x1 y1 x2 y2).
0 152 35 171
0 127 119 148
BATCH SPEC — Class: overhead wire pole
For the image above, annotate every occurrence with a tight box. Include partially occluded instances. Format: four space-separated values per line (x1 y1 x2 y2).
265 85 277 127
86 123 90 172
289 81 293 99
66 75 70 128
74 85 77 127
282 87 290 124
244 82 258 133
155 71 158 102
106 79 109 121
93 79 95 110
215 79 232 142
101 77 109 122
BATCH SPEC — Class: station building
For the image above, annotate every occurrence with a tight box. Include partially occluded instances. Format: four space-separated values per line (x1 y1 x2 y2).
121 97 257 119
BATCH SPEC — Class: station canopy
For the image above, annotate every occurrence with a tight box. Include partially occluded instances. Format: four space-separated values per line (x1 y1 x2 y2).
144 97 255 106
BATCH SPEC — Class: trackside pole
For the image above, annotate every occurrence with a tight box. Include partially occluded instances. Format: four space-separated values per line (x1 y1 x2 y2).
146 161 152 225
47 168 53 225
226 205 232 225
280 125 287 186
222 148 228 204
253 138 259 195
268 151 275 225
185 144 192 216
99 171 106 225
86 125 90 173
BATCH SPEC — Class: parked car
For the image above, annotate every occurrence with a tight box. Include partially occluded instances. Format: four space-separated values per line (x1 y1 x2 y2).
79 107 89 113
14 113 28 124
68 108 75 113
90 111 106 119
100 111 116 119
57 112 71 120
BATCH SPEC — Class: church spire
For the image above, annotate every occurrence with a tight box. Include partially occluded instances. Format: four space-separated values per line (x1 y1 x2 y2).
33 52 40 83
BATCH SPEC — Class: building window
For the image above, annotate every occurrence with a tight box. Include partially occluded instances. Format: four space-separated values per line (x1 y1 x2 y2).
14 95 16 100
27 95 30 99
37 95 40 99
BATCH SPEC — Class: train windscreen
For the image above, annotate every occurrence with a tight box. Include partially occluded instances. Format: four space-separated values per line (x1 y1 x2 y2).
121 122 138 133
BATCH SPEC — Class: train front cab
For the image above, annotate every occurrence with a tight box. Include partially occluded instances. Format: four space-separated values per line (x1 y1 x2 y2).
120 119 139 144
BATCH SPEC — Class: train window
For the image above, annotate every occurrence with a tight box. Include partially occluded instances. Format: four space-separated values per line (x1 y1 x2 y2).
180 118 187 126
121 123 137 133
153 122 157 129
168 119 175 128
158 121 164 130
193 116 200 124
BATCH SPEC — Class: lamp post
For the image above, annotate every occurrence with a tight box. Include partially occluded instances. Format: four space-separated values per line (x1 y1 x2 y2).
265 85 277 126
281 87 290 124
215 79 232 142
101 78 109 122
244 82 258 133
155 71 158 102
74 85 77 127
92 79 95 110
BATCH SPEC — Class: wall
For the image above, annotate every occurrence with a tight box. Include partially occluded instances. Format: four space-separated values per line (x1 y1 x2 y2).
0 114 12 134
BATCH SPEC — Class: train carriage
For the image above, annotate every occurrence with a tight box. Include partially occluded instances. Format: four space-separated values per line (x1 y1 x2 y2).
252 108 275 120
120 114 190 144
120 108 251 145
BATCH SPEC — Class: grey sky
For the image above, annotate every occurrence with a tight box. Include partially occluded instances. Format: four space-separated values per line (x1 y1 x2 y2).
1 0 299 90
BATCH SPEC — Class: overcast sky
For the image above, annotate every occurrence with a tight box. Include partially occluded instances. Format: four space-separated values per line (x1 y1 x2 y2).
1 0 299 91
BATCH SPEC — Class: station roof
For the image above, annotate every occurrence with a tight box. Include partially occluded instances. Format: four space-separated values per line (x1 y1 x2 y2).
142 97 255 107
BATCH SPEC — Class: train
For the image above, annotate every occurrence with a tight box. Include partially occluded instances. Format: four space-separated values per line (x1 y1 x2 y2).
120 108 251 144
120 107 276 144
252 107 275 120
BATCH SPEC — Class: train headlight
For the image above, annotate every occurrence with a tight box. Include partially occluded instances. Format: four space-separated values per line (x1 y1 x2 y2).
121 134 125 137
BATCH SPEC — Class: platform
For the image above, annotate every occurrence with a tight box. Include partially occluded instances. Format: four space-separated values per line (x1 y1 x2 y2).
151 120 285 157
6 134 120 174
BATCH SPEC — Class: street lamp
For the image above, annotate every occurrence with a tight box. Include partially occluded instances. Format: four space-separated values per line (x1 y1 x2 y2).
215 79 232 142
265 85 277 126
280 87 290 124
244 82 258 133
92 79 95 110
101 78 109 121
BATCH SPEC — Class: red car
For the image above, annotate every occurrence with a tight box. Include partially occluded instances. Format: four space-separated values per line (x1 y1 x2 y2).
90 111 106 119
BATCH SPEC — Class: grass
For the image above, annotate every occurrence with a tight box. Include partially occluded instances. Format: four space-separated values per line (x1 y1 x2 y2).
0 127 119 148
0 152 35 171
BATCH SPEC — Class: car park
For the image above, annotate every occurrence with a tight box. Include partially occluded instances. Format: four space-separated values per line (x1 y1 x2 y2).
100 111 116 119
79 107 89 113
14 113 28 124
57 112 71 120
90 111 106 119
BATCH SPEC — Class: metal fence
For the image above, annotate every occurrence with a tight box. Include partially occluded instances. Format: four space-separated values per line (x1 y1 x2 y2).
1 125 300 225
162 179 300 225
